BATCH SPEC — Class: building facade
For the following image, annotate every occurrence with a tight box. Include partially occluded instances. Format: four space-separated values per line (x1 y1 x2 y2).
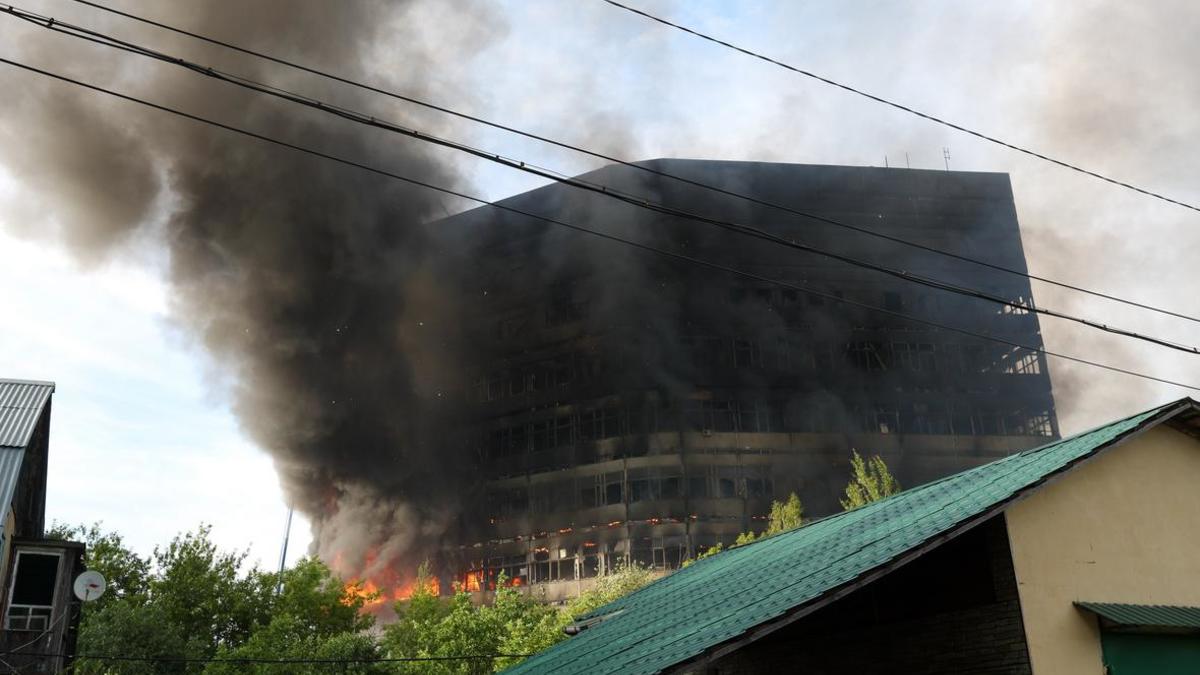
437 160 1058 598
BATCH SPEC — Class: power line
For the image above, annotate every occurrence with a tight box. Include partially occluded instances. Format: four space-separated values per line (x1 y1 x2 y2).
1 56 1196 394
599 0 1200 216
6 6 1197 358
58 0 1200 326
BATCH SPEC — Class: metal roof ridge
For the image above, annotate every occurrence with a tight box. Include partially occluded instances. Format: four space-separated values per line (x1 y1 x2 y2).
0 378 56 389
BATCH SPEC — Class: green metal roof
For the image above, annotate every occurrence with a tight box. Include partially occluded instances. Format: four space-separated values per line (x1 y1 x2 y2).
507 399 1194 674
1077 602 1200 632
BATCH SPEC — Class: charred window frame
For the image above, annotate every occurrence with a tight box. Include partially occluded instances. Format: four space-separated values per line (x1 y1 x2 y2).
733 339 763 369
685 400 738 433
488 487 528 518
579 406 622 441
545 284 586 327
579 542 602 578
858 405 900 434
737 401 780 433
716 466 739 498
907 402 952 435
1001 350 1043 375
743 466 773 498
845 341 890 372
488 427 527 462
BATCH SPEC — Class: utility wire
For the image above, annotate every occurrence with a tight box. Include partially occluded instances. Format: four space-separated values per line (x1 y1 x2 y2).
1 56 1197 394
58 0 1200 326
5 6 1197 358
600 0 1200 216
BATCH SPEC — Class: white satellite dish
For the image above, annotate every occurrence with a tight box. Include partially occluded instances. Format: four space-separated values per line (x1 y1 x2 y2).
73 571 106 602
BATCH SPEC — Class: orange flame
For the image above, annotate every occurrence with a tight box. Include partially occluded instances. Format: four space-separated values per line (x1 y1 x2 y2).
462 570 483 592
341 576 441 608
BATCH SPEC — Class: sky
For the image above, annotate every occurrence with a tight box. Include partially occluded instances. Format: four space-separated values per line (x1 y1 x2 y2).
1 0 1198 568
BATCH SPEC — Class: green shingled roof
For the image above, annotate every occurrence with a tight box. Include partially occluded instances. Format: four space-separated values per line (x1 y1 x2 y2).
1076 602 1200 632
507 398 1193 674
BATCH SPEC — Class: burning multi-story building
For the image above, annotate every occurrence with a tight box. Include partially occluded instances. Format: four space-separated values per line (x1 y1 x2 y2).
435 159 1057 601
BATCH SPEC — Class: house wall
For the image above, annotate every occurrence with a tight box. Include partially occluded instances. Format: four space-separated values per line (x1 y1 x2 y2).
1005 424 1200 674
698 515 1031 675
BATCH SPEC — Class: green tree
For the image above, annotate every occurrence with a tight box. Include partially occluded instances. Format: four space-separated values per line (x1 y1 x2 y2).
47 521 151 608
203 614 387 675
840 450 901 510
148 525 276 653
58 523 655 674
74 601 198 675
690 492 806 558
382 564 654 673
765 492 805 535
273 557 374 637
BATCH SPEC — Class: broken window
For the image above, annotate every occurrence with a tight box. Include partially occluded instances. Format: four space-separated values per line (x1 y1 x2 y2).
630 538 655 568
604 473 623 505
846 341 889 372
717 467 738 498
6 551 60 631
660 475 681 499
737 401 780 433
1002 351 1042 375
744 467 773 498
580 406 622 440
733 339 762 368
545 286 586 326
487 373 505 401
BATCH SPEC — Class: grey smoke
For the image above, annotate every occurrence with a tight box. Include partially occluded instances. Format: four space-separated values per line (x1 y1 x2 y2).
0 0 502 581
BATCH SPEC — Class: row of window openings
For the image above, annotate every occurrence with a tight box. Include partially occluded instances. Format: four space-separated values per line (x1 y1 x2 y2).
486 401 1055 461
493 285 1036 343
857 406 1055 437
731 287 1036 315
468 539 690 585
490 469 774 517
495 290 589 339
470 529 800 584
472 351 605 404
687 337 1044 376
474 340 1044 407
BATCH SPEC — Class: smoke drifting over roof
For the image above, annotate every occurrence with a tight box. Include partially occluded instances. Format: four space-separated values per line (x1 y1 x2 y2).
0 0 500 580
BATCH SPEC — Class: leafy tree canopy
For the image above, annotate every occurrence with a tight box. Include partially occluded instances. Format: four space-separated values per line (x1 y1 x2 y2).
53 522 651 674
840 450 901 510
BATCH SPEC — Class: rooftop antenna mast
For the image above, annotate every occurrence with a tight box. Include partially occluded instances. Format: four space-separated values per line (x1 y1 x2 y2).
943 147 952 170
276 504 294 595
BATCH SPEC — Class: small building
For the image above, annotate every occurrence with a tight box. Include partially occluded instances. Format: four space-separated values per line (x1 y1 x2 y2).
0 380 85 673
509 397 1200 674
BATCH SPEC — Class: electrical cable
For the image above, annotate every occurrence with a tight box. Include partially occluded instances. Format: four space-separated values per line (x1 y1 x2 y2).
4 4 1197 357
1 55 1196 394
58 0 1200 326
599 0 1200 215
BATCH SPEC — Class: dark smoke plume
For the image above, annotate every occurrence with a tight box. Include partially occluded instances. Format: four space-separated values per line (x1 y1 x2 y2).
0 0 500 582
